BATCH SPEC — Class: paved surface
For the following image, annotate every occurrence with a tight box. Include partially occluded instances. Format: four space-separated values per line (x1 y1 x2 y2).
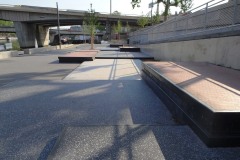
96 51 154 59
60 51 98 57
48 125 240 160
64 59 142 80
0 44 174 159
0 44 240 159
48 125 164 160
144 61 240 112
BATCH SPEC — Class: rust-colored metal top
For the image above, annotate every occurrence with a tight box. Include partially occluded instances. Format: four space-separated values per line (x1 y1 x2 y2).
144 61 240 112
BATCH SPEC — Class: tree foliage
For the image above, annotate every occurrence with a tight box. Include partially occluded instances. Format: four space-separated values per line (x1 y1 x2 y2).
131 0 141 8
132 0 193 21
137 14 149 28
113 20 122 40
152 12 161 25
83 8 99 49
156 0 180 21
112 10 121 15
82 21 89 43
0 20 13 27
180 0 193 13
126 22 131 33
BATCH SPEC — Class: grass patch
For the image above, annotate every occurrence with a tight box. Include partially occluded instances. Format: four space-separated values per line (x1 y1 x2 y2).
12 40 20 51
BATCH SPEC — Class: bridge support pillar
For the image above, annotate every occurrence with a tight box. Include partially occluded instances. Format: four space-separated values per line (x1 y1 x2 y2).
14 22 37 49
14 22 49 49
36 25 49 47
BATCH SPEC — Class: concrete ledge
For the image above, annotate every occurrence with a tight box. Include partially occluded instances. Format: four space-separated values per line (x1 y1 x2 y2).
58 51 98 63
23 44 74 54
142 62 240 147
109 44 123 48
0 50 24 59
119 47 141 52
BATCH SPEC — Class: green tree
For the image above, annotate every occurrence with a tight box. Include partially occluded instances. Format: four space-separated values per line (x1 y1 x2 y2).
180 0 193 13
112 10 121 15
83 7 99 49
126 22 131 33
132 0 181 21
137 14 149 28
0 20 13 26
82 21 89 43
131 0 141 8
156 0 180 21
152 12 161 25
112 20 122 40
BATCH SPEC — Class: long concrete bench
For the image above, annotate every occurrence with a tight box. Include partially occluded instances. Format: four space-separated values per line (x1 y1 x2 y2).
109 44 123 48
58 50 98 63
23 44 74 54
0 50 24 59
119 47 141 52
142 61 240 147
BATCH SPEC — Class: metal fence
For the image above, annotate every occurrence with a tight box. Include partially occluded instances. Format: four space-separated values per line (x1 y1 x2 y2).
129 0 240 44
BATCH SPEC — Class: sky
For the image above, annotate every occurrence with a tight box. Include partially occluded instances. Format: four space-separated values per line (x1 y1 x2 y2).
2 0 213 15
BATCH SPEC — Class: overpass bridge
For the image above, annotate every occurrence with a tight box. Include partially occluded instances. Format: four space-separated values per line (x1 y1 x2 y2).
0 5 140 48
0 27 104 36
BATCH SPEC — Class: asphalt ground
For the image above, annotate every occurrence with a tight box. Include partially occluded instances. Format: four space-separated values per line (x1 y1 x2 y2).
0 44 240 160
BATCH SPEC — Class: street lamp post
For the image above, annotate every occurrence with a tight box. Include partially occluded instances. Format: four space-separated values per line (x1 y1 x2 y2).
110 0 112 14
56 2 61 49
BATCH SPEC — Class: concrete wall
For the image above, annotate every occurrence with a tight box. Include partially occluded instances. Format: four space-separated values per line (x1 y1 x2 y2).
0 51 24 59
139 36 240 70
23 44 74 54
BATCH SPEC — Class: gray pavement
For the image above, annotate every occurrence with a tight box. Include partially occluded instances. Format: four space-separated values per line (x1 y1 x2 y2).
64 59 142 80
95 51 154 59
0 44 240 160
48 125 240 160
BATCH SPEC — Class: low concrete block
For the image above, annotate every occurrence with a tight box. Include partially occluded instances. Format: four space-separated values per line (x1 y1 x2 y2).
120 47 141 52
110 44 123 48
24 44 74 54
0 50 24 59
142 61 240 147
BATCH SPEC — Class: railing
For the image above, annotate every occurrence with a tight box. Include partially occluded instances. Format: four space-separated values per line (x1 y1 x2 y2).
129 0 240 44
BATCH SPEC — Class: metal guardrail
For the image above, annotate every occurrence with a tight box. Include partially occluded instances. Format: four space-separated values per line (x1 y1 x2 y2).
129 0 240 44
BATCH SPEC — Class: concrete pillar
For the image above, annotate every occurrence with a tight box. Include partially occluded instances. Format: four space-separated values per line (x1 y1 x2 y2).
36 25 49 47
14 22 37 49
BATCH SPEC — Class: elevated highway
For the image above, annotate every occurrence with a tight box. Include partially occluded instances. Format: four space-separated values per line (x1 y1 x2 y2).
0 5 140 48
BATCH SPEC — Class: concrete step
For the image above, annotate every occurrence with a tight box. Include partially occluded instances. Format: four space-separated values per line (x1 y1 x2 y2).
110 44 123 48
95 51 154 60
99 48 119 51
142 61 240 147
120 47 141 52
58 51 98 63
